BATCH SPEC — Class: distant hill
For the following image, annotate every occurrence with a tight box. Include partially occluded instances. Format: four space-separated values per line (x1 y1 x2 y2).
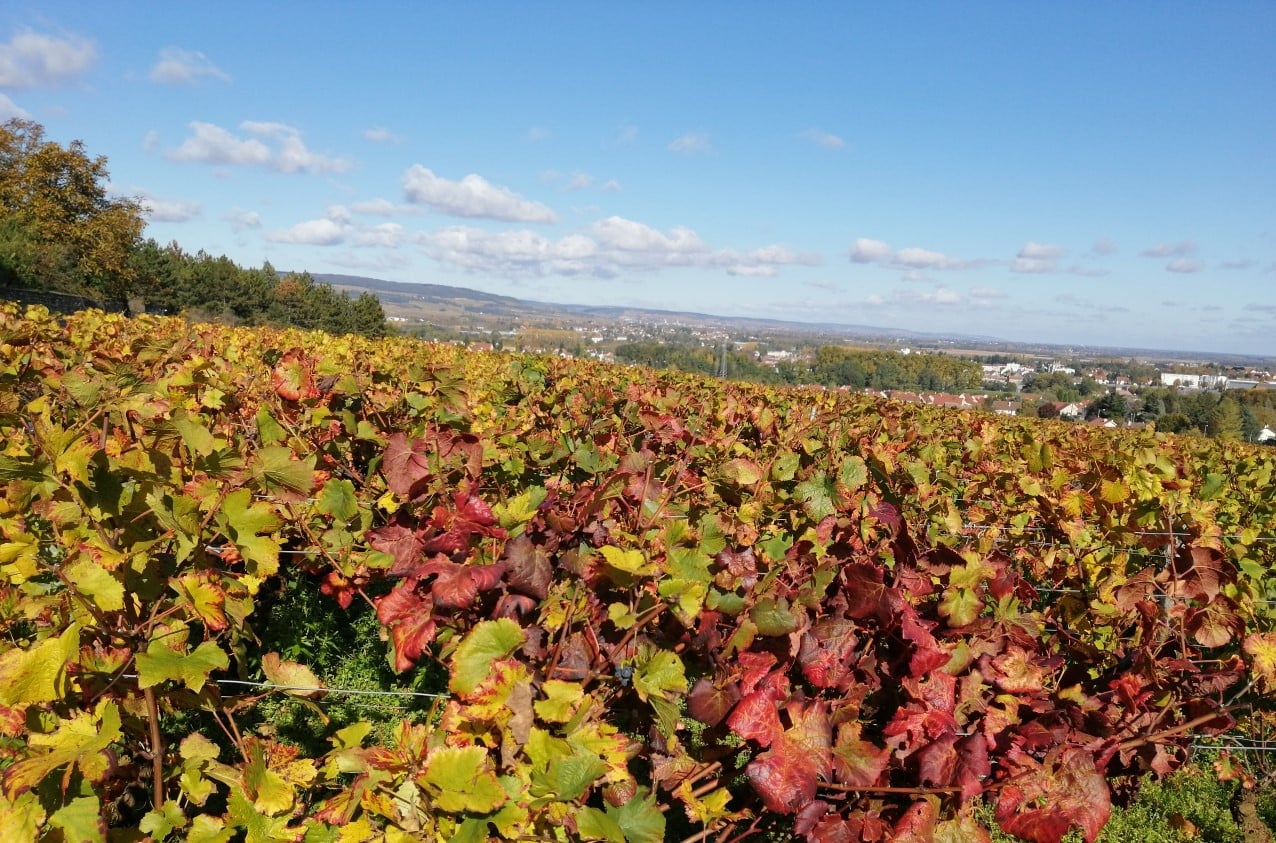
302 273 1276 367
306 273 940 341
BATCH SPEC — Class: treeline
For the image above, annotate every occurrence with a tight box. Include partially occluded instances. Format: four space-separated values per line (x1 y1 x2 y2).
780 345 983 391
0 118 385 337
613 342 778 381
1137 387 1275 442
613 341 982 392
129 240 386 336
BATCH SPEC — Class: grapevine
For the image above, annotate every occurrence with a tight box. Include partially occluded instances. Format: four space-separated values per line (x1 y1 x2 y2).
1 303 1275 842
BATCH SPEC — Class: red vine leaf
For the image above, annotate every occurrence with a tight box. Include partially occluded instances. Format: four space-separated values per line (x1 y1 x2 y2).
375 581 437 672
687 677 740 728
831 722 889 787
381 433 434 499
727 691 782 747
996 747 1111 843
745 700 832 815
367 517 425 572
893 798 939 842
272 348 320 401
502 535 552 600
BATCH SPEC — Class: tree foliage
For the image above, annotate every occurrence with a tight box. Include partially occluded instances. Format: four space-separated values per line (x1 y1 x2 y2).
0 119 145 297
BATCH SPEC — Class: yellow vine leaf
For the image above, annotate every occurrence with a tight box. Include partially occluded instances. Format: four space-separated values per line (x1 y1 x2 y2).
0 624 80 706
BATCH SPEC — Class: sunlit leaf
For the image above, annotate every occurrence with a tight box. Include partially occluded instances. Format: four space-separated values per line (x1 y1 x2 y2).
0 624 79 705
450 619 525 696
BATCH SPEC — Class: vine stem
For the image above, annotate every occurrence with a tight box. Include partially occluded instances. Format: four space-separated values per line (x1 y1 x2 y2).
1117 704 1244 753
679 827 723 843
143 686 164 809
819 783 963 795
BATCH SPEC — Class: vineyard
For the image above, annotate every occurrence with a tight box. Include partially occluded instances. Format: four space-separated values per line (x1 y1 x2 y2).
2 304 1276 842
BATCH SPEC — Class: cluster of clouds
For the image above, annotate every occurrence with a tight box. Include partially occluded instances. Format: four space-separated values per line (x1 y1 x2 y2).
163 121 351 174
849 235 1254 281
0 30 97 118
263 192 816 281
850 238 987 272
132 188 201 223
0 31 233 118
148 47 229 85
229 156 817 280
402 166 557 223
0 31 96 90
417 217 816 279
1139 240 1203 274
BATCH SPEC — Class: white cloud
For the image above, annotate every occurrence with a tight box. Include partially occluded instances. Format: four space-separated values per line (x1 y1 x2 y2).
0 31 96 88
668 131 711 154
134 189 201 222
1140 240 1195 258
525 126 551 142
402 165 558 223
893 247 966 271
169 123 270 166
148 47 229 85
970 287 1008 299
243 122 350 173
416 214 817 279
850 238 893 264
1091 237 1117 256
601 179 622 192
168 121 351 173
727 265 778 277
266 218 347 246
1166 258 1205 273
352 223 405 248
1018 241 1064 260
225 210 261 231
1012 250 1064 273
0 92 29 120
851 237 980 271
418 227 597 276
1011 258 1054 273
798 128 845 149
592 216 703 255
543 170 597 191
919 287 961 305
615 124 638 146
362 126 403 143
350 198 420 217
1064 264 1109 278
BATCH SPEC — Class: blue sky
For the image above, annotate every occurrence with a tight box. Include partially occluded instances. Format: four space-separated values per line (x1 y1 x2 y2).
2 3 1274 355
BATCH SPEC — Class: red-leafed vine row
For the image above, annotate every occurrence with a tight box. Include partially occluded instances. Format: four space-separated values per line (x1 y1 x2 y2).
1 304 1276 842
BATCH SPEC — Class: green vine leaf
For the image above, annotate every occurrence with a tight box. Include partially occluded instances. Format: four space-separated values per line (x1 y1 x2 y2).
449 619 525 696
49 795 105 843
422 746 507 814
136 639 229 692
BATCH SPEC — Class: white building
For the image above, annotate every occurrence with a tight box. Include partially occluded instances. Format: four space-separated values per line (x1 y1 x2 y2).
1160 373 1228 389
